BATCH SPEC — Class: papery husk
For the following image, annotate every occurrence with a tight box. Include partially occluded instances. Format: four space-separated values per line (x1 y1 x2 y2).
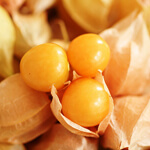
0 143 26 150
50 71 114 138
57 0 86 40
0 73 56 144
12 11 51 58
26 123 99 150
116 0 142 18
0 0 25 13
60 0 118 33
100 11 150 97
101 95 150 150
25 0 57 13
50 39 69 51
0 104 56 144
0 6 16 78
142 4 150 35
0 73 50 126
59 0 146 34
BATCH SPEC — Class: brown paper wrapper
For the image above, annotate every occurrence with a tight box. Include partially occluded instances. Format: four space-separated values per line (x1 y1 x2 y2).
100 11 150 97
101 95 150 150
26 123 99 150
50 71 114 138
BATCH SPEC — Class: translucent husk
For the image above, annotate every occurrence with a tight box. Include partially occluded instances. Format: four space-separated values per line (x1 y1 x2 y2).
100 11 150 97
50 71 114 138
26 123 99 150
12 11 52 58
101 95 150 150
0 73 56 144
0 6 16 78
0 143 26 150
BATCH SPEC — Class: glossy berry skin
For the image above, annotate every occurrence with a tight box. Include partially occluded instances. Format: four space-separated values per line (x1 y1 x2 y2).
20 43 70 92
62 77 109 127
67 33 110 77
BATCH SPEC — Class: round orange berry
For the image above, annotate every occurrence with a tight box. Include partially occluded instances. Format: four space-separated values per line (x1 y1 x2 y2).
20 43 70 92
62 77 109 127
67 33 110 77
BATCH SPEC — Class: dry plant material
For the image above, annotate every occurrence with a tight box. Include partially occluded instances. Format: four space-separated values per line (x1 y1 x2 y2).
0 6 16 78
60 0 117 33
50 19 70 50
0 73 56 144
140 0 150 35
100 11 150 97
0 0 25 13
26 0 57 13
59 0 145 34
50 39 69 51
12 11 52 58
101 95 150 150
50 71 113 138
0 143 26 150
26 123 99 150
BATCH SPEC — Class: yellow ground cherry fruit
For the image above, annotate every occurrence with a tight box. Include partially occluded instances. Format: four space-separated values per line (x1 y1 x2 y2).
67 33 110 77
62 77 110 127
20 43 70 92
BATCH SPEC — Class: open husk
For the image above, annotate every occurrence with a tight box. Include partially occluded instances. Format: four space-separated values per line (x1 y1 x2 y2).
0 73 56 144
101 95 150 150
12 11 51 58
100 11 150 97
26 123 99 150
50 71 114 138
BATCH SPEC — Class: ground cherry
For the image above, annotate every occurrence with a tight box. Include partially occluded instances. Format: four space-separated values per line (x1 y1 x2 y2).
62 77 109 127
20 43 70 92
67 33 110 77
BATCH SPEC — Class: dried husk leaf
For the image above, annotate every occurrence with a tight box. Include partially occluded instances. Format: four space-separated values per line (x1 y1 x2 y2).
0 0 25 13
100 11 150 97
49 19 70 50
26 123 99 150
26 0 57 13
0 104 56 144
0 143 26 150
129 100 150 150
60 0 117 33
60 0 146 34
101 95 150 150
0 6 16 78
50 39 69 51
12 11 52 58
116 0 142 18
0 73 56 143
0 73 50 126
50 71 114 138
142 4 150 35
